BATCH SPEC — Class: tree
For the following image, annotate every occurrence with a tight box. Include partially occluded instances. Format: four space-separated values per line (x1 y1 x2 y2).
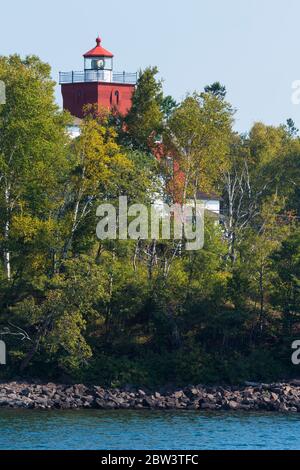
60 106 134 261
222 135 266 261
271 229 300 336
14 256 107 373
232 198 289 332
164 91 234 203
285 118 299 138
161 96 178 120
0 55 70 281
248 122 287 167
124 67 164 150
204 82 227 99
1 52 300 386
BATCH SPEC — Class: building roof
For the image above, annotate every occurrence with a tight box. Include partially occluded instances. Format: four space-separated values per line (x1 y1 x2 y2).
83 37 114 58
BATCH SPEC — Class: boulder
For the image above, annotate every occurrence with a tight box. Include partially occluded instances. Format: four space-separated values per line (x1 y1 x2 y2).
201 403 216 411
228 401 240 410
174 391 184 399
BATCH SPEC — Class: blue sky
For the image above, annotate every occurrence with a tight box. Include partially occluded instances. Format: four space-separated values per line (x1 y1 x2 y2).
1 0 300 132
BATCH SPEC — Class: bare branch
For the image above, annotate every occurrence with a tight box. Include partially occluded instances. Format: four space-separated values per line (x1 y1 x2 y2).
0 323 32 342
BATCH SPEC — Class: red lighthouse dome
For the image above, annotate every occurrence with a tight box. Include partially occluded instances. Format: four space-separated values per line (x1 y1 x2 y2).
59 36 137 119
83 36 114 58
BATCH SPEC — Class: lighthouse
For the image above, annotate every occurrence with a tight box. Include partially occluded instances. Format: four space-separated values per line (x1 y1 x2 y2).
60 37 137 119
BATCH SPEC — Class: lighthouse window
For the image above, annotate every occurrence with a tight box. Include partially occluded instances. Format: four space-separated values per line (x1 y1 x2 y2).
115 90 120 105
105 58 113 70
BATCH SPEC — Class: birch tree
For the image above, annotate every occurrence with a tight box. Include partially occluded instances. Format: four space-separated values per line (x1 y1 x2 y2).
0 55 69 281
164 91 234 204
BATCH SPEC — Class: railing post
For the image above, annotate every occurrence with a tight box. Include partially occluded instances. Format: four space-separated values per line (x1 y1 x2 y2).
72 71 74 83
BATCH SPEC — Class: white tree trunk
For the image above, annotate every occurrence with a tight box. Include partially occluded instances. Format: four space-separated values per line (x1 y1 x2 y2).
4 186 11 281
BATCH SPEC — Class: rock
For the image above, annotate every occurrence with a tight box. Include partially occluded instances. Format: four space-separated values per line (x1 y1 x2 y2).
206 394 216 402
46 382 57 389
165 399 176 409
120 402 131 409
60 402 71 410
0 381 299 411
7 394 18 401
244 382 261 387
290 407 298 413
201 403 216 410
242 398 254 405
95 399 105 409
290 380 300 387
157 402 166 409
134 403 144 410
271 388 283 395
184 387 199 399
74 384 87 393
84 395 94 404
176 401 187 409
271 392 279 401
0 399 9 407
187 403 199 410
174 391 184 399
106 401 118 410
101 400 117 410
53 400 63 409
228 401 240 410
142 397 155 409
34 397 48 406
279 403 289 413
239 404 251 411
263 397 271 404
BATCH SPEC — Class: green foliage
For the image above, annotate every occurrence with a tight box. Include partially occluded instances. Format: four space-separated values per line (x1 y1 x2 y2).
204 82 227 99
0 54 300 386
161 95 178 119
271 229 300 330
124 67 164 150
164 91 234 198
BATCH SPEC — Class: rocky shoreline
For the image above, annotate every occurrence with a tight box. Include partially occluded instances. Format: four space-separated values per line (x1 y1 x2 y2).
1 381 300 412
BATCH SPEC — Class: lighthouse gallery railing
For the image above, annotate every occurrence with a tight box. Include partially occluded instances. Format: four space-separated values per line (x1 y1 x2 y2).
59 71 137 85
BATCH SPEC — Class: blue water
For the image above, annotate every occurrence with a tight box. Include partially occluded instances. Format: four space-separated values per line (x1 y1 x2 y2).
0 410 300 450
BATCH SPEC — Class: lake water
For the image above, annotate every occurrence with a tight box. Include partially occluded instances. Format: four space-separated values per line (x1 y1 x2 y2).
0 409 300 450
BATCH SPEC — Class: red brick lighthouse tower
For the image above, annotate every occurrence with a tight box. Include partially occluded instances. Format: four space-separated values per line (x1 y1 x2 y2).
60 37 137 119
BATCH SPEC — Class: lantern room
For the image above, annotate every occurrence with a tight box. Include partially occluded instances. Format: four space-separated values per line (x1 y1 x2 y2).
83 36 114 83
